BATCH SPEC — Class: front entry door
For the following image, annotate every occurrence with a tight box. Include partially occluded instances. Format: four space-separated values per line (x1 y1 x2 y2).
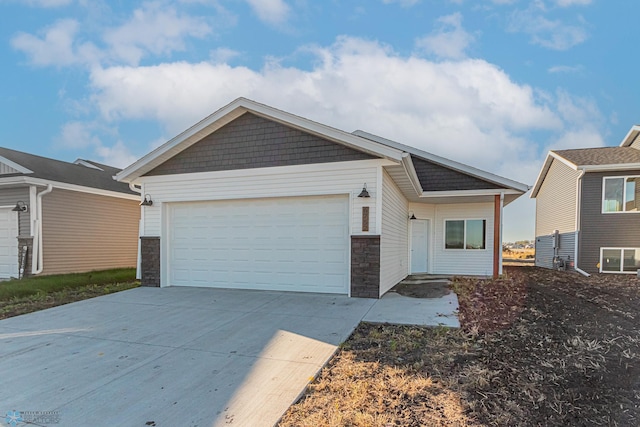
410 220 429 273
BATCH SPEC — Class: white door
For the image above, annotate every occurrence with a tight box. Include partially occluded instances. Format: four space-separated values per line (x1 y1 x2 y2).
410 219 428 273
0 208 19 279
168 195 350 294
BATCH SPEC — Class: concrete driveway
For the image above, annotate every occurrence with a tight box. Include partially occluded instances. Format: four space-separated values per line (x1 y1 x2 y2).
0 287 376 426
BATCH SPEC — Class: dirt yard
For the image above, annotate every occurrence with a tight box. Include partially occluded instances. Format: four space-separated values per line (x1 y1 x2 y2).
278 267 640 426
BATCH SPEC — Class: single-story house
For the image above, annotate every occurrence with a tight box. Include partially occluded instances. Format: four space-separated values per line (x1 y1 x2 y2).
531 125 640 274
116 98 529 298
0 147 140 279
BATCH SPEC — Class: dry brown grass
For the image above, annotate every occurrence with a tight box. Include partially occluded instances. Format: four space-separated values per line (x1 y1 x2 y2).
503 248 535 260
278 267 640 426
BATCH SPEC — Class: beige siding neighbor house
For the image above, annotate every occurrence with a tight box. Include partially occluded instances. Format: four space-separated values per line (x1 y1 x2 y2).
117 98 529 298
0 147 140 279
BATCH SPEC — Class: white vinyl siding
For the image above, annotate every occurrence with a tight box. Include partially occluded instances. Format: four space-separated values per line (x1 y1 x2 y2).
380 170 409 296
630 134 640 150
141 160 384 237
535 159 579 236
433 203 494 276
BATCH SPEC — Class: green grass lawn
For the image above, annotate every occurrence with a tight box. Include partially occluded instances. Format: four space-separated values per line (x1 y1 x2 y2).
0 268 139 319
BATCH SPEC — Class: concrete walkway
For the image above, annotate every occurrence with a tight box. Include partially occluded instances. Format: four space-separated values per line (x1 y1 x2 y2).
0 284 459 426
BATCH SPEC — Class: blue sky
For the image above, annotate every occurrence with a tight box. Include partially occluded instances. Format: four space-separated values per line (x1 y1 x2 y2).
1 0 638 241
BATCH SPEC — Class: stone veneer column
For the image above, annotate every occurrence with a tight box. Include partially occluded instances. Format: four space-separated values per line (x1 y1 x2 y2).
140 236 160 287
350 235 381 298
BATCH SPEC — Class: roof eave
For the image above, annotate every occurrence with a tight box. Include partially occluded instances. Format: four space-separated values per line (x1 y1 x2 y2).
619 125 640 147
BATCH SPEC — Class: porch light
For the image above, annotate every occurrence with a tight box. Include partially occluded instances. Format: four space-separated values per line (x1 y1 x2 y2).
140 194 153 206
408 212 416 220
357 183 370 198
12 201 28 213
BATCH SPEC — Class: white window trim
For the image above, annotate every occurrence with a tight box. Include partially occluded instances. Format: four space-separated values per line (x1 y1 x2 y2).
601 176 640 214
599 247 640 274
443 218 487 251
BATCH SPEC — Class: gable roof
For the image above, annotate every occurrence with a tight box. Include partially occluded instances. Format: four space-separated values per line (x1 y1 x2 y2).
620 125 640 147
116 97 404 182
531 130 640 198
115 97 528 203
0 147 137 197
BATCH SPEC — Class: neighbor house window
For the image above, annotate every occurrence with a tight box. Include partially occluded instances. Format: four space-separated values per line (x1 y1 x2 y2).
601 248 640 273
445 219 486 250
603 176 640 212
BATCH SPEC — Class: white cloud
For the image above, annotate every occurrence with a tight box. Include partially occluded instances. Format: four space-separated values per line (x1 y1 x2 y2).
244 0 290 26
548 64 583 73
22 0 73 7
209 47 241 64
103 1 212 65
382 0 420 7
554 0 591 6
86 36 580 187
94 141 139 167
11 19 91 66
508 6 589 50
415 12 474 59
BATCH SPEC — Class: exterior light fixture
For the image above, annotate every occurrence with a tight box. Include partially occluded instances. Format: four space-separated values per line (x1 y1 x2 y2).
12 201 28 213
140 194 153 206
408 212 416 220
357 183 370 198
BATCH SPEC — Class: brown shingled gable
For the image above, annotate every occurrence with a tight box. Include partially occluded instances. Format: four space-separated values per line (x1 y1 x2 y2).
553 147 640 167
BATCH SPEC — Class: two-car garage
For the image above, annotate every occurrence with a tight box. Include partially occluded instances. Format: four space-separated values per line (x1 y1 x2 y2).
167 195 350 294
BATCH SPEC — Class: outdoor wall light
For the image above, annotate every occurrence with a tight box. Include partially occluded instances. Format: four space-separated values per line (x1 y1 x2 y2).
140 194 153 206
12 201 28 213
408 211 416 220
357 183 370 198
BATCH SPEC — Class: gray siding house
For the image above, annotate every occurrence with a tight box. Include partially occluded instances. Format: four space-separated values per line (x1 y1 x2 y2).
117 98 529 297
0 148 140 279
531 125 640 274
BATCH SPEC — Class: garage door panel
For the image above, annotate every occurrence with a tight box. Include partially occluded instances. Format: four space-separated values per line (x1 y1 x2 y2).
168 195 349 293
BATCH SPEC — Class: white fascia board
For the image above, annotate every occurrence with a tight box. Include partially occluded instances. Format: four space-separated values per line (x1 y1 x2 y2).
420 188 522 198
116 97 404 183
136 158 394 184
401 153 423 196
0 176 139 200
353 130 529 192
619 125 640 147
579 163 640 172
0 156 33 174
73 159 104 170
530 152 578 199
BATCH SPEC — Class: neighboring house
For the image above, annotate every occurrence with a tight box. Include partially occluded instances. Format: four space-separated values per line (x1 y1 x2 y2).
0 147 141 279
531 125 640 275
116 98 528 298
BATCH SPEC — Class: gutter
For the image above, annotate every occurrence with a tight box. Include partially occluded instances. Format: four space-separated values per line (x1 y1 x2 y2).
573 170 589 277
32 184 53 275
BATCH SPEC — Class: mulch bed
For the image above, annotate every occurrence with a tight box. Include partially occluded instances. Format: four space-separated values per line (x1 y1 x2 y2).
278 266 640 426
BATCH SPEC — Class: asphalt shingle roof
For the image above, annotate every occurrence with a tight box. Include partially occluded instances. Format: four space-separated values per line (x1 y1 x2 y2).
0 147 136 195
552 147 640 167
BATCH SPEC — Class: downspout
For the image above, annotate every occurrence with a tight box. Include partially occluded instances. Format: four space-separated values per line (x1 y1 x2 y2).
32 184 53 275
499 192 504 276
128 182 143 280
574 170 590 277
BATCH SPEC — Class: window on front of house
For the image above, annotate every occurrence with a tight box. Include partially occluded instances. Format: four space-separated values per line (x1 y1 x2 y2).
601 248 640 273
445 219 486 250
603 176 640 212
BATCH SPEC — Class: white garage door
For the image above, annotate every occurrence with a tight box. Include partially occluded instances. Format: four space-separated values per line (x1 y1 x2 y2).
168 195 350 293
0 208 19 279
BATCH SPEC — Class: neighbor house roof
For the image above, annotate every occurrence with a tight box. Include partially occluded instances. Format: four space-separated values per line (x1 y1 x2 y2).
531 126 640 198
0 147 137 197
116 97 529 201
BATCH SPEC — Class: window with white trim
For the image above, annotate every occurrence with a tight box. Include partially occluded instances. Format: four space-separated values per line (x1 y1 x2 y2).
600 248 640 273
445 219 486 250
603 176 640 212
